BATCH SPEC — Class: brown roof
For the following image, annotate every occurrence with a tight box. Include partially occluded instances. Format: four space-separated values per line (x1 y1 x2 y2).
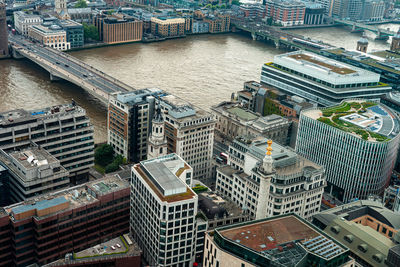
219 215 319 251
289 53 356 75
133 165 195 203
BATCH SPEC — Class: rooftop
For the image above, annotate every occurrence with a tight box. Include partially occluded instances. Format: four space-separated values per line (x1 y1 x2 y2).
216 214 347 263
4 175 129 221
227 107 258 121
271 50 380 85
303 100 400 142
198 191 245 220
134 154 196 203
9 147 58 171
0 102 84 127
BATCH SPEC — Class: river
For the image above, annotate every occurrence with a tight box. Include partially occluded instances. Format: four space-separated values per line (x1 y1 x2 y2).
0 25 397 143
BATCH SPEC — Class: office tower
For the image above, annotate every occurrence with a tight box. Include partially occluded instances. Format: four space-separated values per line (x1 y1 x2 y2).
108 89 160 162
296 99 400 202
261 50 392 107
130 154 205 266
204 214 354 267
0 2 8 57
0 175 130 267
0 103 94 184
0 146 70 203
14 11 43 36
216 136 325 220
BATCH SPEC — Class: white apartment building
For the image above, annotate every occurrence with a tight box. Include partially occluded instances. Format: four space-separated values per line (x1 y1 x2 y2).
216 135 325 220
28 24 71 51
130 154 205 266
0 146 70 203
159 94 215 181
14 11 43 36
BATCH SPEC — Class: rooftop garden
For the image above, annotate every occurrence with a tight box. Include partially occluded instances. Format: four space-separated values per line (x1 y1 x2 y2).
317 101 390 142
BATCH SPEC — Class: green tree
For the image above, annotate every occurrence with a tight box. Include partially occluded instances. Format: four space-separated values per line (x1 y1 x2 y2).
105 155 124 173
75 0 88 8
205 3 212 8
231 0 240 5
94 144 114 166
220 4 226 8
83 23 99 41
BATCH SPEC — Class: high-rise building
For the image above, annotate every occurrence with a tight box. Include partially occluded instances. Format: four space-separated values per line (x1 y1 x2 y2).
332 0 363 20
304 2 325 25
0 146 70 203
313 200 400 267
296 99 400 202
147 105 167 160
204 214 355 267
265 0 306 26
261 51 392 106
361 0 385 21
107 89 160 162
159 94 215 180
0 103 94 184
0 2 8 57
0 175 130 267
130 154 205 266
216 136 325 220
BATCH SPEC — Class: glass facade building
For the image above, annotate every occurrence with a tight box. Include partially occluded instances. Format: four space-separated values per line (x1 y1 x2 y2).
296 100 400 202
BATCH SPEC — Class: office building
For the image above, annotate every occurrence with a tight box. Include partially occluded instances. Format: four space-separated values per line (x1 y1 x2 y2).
130 154 203 266
94 13 143 44
159 94 215 180
296 99 400 202
0 164 10 206
58 19 84 48
315 0 335 15
261 50 392 106
28 24 71 51
313 200 400 267
0 3 8 57
391 29 400 52
239 4 266 18
304 2 325 25
0 146 70 203
44 234 142 267
0 103 94 184
265 0 306 26
204 214 354 267
361 0 385 21
0 175 130 267
107 89 160 162
204 13 230 33
151 17 186 37
216 136 325 220
14 11 43 36
212 102 290 145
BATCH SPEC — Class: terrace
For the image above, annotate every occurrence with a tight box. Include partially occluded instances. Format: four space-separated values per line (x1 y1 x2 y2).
315 101 392 142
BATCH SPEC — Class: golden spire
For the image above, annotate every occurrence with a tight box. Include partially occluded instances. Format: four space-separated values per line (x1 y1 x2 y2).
266 140 273 156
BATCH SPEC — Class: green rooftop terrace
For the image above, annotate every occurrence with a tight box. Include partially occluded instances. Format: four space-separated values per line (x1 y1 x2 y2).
227 107 258 121
316 101 390 142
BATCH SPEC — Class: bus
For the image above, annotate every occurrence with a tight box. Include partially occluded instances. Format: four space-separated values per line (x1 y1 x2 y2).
220 152 228 163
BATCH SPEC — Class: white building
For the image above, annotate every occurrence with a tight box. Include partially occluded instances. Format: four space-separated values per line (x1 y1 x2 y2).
261 50 392 106
28 24 71 51
14 11 43 36
130 154 205 266
216 135 325 220
147 105 167 160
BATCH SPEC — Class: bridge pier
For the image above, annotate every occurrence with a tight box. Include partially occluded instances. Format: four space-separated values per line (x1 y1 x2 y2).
11 49 24 59
375 30 389 40
50 73 62 81
274 40 280 49
251 32 256 40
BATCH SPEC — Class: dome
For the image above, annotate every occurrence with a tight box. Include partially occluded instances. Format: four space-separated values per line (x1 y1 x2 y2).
358 33 368 44
394 28 400 39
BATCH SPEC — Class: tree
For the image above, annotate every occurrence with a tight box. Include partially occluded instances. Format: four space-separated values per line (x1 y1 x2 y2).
83 23 99 41
205 3 212 8
75 0 88 8
231 0 240 5
105 155 124 173
94 144 114 166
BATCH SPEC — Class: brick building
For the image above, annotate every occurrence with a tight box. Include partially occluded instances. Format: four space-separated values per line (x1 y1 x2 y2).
0 175 130 267
265 0 306 26
94 13 143 44
204 13 230 33
151 17 186 37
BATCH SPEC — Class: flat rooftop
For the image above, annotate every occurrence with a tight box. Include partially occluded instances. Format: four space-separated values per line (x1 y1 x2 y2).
219 215 346 261
304 100 400 142
5 175 129 221
134 154 195 203
9 147 58 171
272 50 380 85
161 94 213 121
227 107 258 121
0 103 85 127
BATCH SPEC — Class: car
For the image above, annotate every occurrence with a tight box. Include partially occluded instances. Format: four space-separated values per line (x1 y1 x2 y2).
56 62 60 65
83 74 88 77
115 243 121 248
65 64 69 67
111 246 116 250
